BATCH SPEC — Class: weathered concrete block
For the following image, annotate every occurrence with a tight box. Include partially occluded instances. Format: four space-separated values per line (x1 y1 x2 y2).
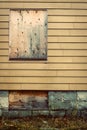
66 109 73 117
33 100 48 109
40 127 58 130
0 109 2 117
33 110 49 116
77 92 87 110
0 91 8 110
81 110 87 119
77 92 87 100
50 111 65 117
18 111 31 117
66 109 81 117
2 110 9 118
8 111 19 118
2 111 19 118
48 92 77 110
3 110 31 118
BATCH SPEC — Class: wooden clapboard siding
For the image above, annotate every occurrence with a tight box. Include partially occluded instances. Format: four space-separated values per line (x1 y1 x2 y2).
1 56 87 63
1 15 87 22
1 43 87 50
48 23 87 29
1 49 87 56
48 37 87 42
48 30 87 36
0 84 87 90
1 36 87 42
48 9 87 16
0 63 87 70
0 77 87 84
0 70 87 77
0 0 87 90
0 30 8 35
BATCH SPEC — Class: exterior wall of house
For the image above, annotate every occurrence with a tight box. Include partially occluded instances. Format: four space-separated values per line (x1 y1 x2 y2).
0 0 87 90
0 0 87 117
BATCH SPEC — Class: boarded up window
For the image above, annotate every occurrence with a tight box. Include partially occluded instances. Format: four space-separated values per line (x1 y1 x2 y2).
9 9 47 60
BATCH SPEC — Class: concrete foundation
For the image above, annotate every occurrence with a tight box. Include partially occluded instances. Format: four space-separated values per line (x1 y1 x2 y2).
0 91 87 118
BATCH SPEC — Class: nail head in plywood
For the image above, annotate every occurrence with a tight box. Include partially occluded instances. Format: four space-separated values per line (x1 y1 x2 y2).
9 9 47 60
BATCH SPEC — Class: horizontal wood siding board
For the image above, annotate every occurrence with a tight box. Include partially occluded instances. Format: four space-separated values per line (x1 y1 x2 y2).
0 70 57 77
0 3 71 9
0 84 87 90
1 36 87 42
0 1 87 90
1 43 87 49
48 23 87 29
0 30 8 35
0 23 9 28
48 37 87 42
0 84 87 91
0 77 87 84
0 9 9 15
2 22 87 29
2 29 87 35
2 29 87 36
1 49 87 56
1 0 87 2
0 70 87 77
48 30 87 36
49 50 87 56
0 2 87 9
0 84 69 90
48 43 87 49
1 9 87 16
48 9 87 16
0 63 87 70
1 15 87 22
48 16 87 22
1 56 87 63
0 43 8 49
0 44 87 50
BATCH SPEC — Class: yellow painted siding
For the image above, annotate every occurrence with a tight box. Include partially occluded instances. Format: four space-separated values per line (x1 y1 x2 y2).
0 0 87 90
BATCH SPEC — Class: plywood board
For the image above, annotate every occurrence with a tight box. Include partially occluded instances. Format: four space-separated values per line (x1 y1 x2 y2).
9 91 48 110
9 9 47 60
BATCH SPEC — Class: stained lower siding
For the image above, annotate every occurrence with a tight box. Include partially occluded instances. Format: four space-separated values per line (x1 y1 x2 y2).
0 0 87 90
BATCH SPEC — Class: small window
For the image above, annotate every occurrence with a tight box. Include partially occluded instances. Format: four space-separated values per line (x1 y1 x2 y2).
9 9 47 60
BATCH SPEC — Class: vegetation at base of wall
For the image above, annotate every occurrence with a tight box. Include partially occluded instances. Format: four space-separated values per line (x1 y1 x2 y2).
0 116 87 130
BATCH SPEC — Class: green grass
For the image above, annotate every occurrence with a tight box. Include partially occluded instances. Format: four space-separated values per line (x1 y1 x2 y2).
0 117 87 130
